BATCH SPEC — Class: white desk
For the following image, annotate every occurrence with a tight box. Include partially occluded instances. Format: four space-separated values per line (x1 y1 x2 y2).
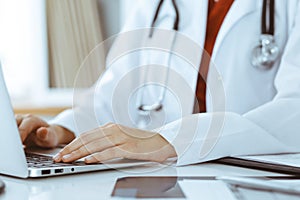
0 162 286 200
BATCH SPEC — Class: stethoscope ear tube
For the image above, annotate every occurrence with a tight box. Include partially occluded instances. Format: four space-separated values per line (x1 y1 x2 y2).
149 0 165 38
149 0 180 38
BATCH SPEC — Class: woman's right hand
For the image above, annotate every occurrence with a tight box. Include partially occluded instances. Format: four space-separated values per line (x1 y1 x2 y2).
16 114 75 148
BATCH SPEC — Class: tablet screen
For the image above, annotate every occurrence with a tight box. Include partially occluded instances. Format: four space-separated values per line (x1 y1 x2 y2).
111 176 186 198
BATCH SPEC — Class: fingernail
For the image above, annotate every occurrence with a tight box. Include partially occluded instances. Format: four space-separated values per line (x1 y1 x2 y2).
53 153 61 161
40 134 47 140
39 130 48 140
62 154 71 161
85 157 93 163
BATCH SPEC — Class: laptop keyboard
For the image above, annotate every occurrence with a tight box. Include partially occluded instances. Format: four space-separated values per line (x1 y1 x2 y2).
26 153 87 168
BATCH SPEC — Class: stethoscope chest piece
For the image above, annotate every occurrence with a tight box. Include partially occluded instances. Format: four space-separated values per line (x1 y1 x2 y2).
251 34 280 70
251 0 279 70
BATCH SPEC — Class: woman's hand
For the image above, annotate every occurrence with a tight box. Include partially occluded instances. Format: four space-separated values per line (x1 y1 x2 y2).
16 114 75 148
53 123 177 163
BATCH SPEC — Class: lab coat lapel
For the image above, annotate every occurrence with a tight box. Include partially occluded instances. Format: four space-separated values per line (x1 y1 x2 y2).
197 0 209 47
212 0 259 60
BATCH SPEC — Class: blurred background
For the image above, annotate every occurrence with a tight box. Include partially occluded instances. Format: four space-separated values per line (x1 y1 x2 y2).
0 0 133 116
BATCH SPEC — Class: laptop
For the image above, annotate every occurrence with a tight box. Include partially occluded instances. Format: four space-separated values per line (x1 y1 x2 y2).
0 63 150 178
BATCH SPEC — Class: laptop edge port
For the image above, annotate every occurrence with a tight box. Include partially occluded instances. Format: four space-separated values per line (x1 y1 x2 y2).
41 170 51 175
55 169 64 174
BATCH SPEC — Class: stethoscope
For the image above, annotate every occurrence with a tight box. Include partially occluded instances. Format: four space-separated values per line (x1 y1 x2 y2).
251 0 280 69
137 0 279 114
137 0 179 114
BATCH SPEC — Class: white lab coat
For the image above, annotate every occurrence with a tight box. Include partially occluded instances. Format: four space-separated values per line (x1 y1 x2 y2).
51 0 300 166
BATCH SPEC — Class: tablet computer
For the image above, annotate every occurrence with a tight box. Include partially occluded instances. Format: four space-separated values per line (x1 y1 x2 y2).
111 176 186 198
111 176 219 198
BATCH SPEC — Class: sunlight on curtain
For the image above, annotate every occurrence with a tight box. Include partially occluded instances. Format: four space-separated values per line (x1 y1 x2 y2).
47 0 105 88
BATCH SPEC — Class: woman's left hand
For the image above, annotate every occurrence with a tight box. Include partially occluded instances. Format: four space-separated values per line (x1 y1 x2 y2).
53 123 177 164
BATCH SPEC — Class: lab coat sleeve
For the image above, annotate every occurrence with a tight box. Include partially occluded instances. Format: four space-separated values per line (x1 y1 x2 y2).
158 2 300 166
48 109 78 136
48 87 101 137
48 108 97 137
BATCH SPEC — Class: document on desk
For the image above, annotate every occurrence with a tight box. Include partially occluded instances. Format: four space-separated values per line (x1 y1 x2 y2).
217 153 300 175
237 153 300 167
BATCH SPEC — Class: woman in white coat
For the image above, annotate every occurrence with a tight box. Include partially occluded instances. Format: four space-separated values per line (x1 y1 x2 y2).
17 0 300 166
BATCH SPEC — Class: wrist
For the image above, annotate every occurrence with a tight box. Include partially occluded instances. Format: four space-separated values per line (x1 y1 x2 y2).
52 125 75 145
